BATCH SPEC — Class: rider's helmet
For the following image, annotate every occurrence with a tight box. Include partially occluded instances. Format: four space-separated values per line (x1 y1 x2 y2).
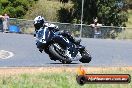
33 16 45 30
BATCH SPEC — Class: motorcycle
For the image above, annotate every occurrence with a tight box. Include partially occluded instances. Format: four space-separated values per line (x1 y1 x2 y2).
35 26 92 64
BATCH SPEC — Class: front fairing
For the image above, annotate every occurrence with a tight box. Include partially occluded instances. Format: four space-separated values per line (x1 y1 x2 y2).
36 27 54 44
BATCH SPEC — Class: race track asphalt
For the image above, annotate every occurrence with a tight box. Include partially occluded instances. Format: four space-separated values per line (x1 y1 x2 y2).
0 32 132 67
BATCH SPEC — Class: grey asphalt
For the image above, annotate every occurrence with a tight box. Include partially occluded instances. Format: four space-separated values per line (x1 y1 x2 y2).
0 32 132 67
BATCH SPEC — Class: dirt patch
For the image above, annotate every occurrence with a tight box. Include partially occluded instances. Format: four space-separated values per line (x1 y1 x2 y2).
0 67 132 75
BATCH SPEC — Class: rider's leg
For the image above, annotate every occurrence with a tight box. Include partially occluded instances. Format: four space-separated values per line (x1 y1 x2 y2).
60 30 81 45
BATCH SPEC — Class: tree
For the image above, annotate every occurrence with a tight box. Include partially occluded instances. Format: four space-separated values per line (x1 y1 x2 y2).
0 0 36 18
125 0 132 9
59 0 128 26
97 0 128 26
58 7 73 23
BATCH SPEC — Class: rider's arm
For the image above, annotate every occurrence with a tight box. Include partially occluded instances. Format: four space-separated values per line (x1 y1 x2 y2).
44 23 59 32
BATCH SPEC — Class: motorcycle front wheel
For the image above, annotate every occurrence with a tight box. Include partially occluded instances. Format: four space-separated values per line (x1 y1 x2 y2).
49 43 72 64
79 50 92 63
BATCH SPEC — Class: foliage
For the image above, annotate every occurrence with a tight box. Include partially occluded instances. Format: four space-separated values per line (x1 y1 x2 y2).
0 0 36 18
125 0 132 9
59 0 128 26
0 0 129 26
97 0 128 26
58 4 74 23
126 10 132 27
24 0 73 22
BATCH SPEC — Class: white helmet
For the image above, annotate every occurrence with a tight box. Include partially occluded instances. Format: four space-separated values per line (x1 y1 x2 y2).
33 16 45 30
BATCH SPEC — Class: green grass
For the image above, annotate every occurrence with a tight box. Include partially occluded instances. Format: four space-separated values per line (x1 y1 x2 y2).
0 69 131 88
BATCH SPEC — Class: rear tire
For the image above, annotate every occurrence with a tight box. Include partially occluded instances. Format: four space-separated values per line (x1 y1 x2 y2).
79 50 91 63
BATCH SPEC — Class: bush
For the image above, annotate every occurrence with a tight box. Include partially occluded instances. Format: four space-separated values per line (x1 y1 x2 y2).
0 0 36 18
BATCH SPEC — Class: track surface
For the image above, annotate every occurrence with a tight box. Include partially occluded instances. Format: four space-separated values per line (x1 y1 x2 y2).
0 33 132 67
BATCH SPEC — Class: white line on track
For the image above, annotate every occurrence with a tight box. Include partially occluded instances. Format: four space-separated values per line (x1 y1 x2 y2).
0 50 14 59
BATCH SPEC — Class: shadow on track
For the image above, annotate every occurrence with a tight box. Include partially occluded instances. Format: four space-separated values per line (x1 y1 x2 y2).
47 62 80 64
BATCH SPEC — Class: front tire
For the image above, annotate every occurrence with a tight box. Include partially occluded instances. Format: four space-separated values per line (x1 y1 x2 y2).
49 44 72 64
79 50 91 63
60 59 72 64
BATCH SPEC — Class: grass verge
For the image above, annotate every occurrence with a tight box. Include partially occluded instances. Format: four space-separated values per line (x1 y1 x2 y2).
0 67 131 88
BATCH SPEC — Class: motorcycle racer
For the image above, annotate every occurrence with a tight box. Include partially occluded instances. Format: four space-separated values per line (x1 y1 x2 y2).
33 16 81 53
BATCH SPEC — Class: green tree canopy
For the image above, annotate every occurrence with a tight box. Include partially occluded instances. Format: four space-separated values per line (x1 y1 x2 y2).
125 0 132 9
59 0 128 26
0 0 36 18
